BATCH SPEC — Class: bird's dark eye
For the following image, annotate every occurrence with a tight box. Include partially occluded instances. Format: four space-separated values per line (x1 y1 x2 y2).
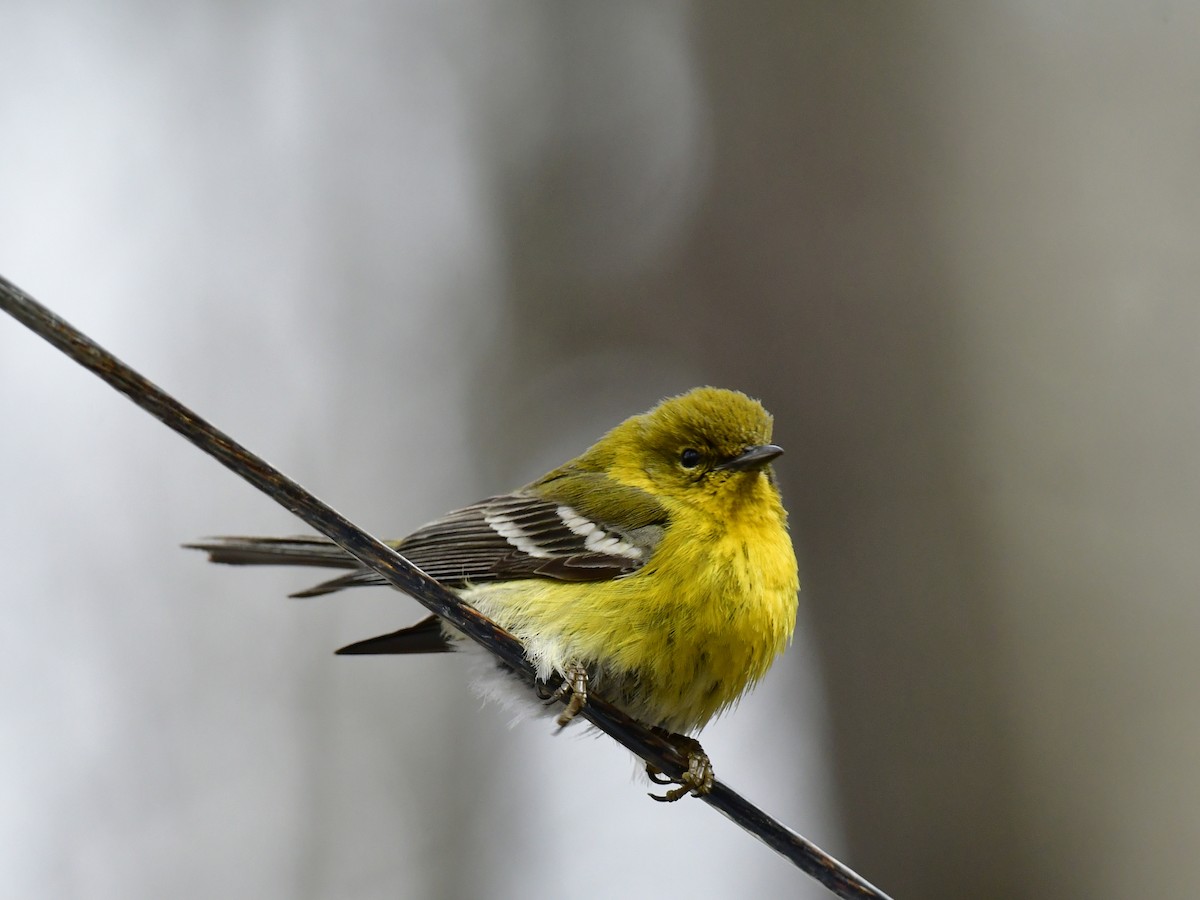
680 448 702 469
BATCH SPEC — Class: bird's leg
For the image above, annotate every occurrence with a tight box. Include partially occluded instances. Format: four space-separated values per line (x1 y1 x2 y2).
543 663 589 728
645 729 714 802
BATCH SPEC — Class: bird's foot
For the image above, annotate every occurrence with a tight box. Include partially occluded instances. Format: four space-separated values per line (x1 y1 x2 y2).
646 730 714 802
538 664 589 728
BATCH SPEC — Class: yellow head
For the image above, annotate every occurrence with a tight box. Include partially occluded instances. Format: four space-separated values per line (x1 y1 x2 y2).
577 387 785 515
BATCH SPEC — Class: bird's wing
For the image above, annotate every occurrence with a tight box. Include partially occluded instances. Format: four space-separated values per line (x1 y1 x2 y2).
188 474 668 598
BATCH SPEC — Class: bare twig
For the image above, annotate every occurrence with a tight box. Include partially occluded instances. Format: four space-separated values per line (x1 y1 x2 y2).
1 273 892 900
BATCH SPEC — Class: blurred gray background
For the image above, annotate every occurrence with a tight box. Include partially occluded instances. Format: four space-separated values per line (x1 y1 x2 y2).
2 4 1198 899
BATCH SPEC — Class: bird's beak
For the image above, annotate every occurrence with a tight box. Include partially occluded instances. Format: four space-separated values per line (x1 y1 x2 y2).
716 444 784 472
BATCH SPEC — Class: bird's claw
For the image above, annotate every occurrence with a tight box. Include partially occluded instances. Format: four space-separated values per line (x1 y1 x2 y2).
647 767 674 786
645 733 714 802
541 664 589 729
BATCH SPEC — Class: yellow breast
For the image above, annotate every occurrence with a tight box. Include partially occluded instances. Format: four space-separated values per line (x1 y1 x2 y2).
464 478 799 734
623 493 799 732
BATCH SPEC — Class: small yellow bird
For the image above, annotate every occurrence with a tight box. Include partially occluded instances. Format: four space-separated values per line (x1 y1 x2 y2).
189 387 799 800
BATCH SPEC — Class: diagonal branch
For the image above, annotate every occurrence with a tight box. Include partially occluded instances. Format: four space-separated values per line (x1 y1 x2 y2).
0 274 892 900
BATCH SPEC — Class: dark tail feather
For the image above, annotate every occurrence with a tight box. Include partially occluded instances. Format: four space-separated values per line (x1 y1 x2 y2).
190 540 454 654
185 536 397 598
288 571 387 598
336 616 453 655
184 536 359 569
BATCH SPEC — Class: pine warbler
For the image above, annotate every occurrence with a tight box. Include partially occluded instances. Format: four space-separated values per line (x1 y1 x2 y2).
189 387 799 800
